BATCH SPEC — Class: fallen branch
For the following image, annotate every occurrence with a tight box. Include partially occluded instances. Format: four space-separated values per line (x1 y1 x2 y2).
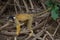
0 22 10 30
45 31 54 40
22 0 29 12
29 0 34 9
53 23 60 36
14 0 23 13
0 0 10 15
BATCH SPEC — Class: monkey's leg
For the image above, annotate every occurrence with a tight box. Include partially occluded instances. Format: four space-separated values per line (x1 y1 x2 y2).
15 18 20 36
27 17 33 37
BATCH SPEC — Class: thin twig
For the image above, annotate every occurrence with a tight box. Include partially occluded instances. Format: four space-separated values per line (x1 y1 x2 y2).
14 0 18 14
0 0 10 15
0 22 10 30
53 23 60 36
22 0 29 13
40 0 46 10
14 0 23 13
45 31 54 40
29 0 34 9
42 34 48 40
14 36 17 40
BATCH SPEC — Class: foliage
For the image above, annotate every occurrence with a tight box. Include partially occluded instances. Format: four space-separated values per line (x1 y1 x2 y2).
45 0 59 20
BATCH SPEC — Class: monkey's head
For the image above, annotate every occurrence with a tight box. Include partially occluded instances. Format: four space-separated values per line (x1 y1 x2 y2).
8 16 15 22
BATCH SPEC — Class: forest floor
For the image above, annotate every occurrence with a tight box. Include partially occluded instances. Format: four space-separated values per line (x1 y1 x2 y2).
0 0 60 40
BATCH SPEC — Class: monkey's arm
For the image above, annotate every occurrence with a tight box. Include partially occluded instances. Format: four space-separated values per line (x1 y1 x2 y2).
27 15 33 37
27 16 33 32
15 17 20 36
33 7 52 17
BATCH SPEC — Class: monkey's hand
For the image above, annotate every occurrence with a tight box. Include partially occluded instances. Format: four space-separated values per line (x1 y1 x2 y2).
16 24 20 36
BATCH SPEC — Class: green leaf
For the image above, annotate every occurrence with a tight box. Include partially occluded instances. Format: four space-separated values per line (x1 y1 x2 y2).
45 0 59 20
45 0 52 7
51 11 58 20
51 6 59 20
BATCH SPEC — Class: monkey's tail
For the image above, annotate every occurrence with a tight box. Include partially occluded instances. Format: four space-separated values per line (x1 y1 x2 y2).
33 7 52 17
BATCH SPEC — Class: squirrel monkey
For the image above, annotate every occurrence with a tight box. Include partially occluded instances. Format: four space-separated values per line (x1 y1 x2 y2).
8 7 51 36
15 13 33 36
